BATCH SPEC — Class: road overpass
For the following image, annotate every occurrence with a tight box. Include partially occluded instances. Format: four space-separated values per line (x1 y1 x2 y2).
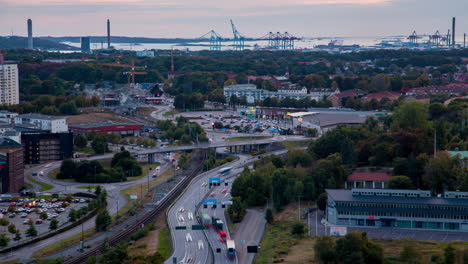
133 136 309 163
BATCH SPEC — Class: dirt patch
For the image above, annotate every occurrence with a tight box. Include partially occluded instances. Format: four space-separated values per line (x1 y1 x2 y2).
67 112 135 124
281 238 317 264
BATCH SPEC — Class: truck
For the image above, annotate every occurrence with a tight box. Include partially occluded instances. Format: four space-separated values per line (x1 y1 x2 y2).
200 212 212 227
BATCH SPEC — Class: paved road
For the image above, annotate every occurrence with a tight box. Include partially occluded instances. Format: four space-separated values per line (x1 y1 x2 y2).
233 209 266 264
165 156 249 264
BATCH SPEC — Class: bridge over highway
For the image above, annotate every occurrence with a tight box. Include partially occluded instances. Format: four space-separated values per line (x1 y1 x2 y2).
133 136 309 163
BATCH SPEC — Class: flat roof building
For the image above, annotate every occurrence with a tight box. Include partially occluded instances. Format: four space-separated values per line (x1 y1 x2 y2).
326 189 468 231
15 113 68 133
0 137 24 193
69 121 142 137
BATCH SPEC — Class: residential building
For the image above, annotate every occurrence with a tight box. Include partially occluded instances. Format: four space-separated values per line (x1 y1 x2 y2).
362 91 400 101
448 151 468 169
403 83 468 96
0 64 20 105
345 171 392 189
308 88 339 99
0 137 24 193
327 89 366 107
326 189 468 231
0 111 18 124
278 84 308 94
15 114 68 133
69 121 142 137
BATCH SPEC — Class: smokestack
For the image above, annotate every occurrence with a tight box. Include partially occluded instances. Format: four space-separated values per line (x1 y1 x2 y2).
27 18 33 49
107 19 111 49
452 17 456 48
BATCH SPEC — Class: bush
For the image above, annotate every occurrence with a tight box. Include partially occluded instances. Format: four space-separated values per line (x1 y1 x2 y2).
291 222 305 236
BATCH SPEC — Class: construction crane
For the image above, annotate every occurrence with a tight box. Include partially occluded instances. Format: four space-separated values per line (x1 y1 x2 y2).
230 19 245 51
100 58 146 88
170 46 189 73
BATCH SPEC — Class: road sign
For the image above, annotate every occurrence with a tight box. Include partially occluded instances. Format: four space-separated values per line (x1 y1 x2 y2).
192 224 204 230
204 198 217 205
175 226 187 230
330 226 347 236
172 257 177 264
130 195 138 200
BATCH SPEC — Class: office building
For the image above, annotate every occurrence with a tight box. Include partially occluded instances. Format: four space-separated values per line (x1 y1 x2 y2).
69 121 142 137
326 189 468 231
15 113 68 133
224 84 321 104
0 137 24 193
0 64 20 105
81 37 91 53
20 130 73 164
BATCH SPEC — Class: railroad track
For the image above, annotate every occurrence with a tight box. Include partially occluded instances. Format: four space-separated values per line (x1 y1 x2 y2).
64 157 206 264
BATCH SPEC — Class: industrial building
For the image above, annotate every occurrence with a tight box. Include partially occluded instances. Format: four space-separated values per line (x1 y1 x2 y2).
326 189 468 231
224 84 326 103
81 37 91 53
0 63 20 105
0 137 24 193
69 121 142 137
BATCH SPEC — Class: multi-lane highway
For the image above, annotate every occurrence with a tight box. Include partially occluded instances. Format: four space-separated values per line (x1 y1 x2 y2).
165 155 249 264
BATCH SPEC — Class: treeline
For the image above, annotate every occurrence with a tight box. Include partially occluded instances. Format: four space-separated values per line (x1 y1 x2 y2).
57 151 142 183
155 117 208 144
0 94 99 115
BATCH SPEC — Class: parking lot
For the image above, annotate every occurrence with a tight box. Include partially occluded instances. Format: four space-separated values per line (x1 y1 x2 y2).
307 210 468 242
0 198 88 241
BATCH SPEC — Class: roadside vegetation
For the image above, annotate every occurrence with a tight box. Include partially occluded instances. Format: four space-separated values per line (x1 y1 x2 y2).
27 176 54 191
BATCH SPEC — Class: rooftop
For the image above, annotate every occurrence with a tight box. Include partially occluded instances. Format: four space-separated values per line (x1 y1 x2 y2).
348 172 392 182
69 121 140 129
0 137 22 148
448 151 468 159
16 113 65 121
326 189 468 206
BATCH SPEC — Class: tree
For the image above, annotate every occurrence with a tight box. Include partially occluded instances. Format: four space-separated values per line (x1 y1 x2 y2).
0 218 9 227
392 102 430 132
444 244 456 264
69 208 77 222
388 176 414 190
25 223 38 237
96 209 112 232
95 185 102 196
227 197 246 223
49 219 59 230
57 159 77 179
13 231 21 242
400 239 421 264
0 234 9 247
317 192 328 211
265 209 273 224
59 102 78 115
91 136 108 154
7 223 16 234
314 236 337 264
74 134 88 148
423 151 462 193
40 211 48 220
370 74 390 92
291 222 305 237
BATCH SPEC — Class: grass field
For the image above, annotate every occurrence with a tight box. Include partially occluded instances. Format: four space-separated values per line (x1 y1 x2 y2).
157 228 172 259
27 176 54 191
163 110 178 118
74 146 95 155
32 226 95 259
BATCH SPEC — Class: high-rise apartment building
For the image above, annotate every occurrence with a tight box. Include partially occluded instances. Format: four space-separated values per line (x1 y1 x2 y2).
0 64 20 106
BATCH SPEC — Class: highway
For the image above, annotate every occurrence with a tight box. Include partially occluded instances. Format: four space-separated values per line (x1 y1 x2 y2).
165 156 249 264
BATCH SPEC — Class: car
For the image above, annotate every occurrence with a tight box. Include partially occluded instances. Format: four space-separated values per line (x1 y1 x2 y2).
152 174 157 178
210 192 216 197
20 213 28 218
52 213 58 218
23 219 31 224
35 219 43 224
8 213 15 218
44 163 51 168
79 199 86 203
39 171 44 176
221 189 228 194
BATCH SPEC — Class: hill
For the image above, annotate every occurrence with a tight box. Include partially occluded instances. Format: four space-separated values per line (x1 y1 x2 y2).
0 36 78 50
40 36 201 44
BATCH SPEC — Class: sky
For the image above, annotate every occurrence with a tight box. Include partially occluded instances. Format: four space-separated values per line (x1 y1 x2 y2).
0 0 467 39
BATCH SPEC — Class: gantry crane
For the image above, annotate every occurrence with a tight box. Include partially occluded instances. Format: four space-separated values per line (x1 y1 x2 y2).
230 19 245 51
100 58 147 88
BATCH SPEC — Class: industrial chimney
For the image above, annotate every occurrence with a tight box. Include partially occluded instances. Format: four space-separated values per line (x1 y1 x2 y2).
452 17 456 48
107 19 111 49
27 19 33 49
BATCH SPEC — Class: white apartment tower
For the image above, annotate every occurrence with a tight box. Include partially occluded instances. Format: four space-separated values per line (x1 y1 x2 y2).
0 64 20 105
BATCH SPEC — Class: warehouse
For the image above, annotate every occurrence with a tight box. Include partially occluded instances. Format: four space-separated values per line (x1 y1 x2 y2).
69 121 142 137
326 189 468 231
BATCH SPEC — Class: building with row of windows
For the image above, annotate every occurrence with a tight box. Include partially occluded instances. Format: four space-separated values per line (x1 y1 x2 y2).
14 113 68 133
0 64 19 106
326 189 468 231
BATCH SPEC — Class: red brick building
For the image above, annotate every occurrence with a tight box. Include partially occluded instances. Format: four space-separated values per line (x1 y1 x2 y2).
69 121 142 137
0 137 24 193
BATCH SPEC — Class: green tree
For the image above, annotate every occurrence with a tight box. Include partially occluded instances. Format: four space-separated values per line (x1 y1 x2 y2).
314 236 337 264
0 234 10 247
0 218 9 227
69 208 77 222
96 209 112 232
57 159 77 179
291 222 305 237
91 136 108 154
25 223 38 237
40 211 48 220
444 244 456 264
227 197 246 223
392 102 430 132
13 231 21 242
265 209 273 224
59 101 78 115
95 185 102 196
49 219 59 230
7 223 16 234
423 151 462 193
317 192 328 211
74 134 88 148
388 176 414 190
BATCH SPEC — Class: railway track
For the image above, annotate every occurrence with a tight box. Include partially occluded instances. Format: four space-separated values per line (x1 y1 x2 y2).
64 158 206 264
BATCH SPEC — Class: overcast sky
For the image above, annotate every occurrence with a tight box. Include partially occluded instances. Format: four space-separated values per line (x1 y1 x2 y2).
1 0 467 39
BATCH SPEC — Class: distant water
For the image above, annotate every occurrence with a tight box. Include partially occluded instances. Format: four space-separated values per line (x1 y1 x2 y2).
62 36 400 52
62 34 466 52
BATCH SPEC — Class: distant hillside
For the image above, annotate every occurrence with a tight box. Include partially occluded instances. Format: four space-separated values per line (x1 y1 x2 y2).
0 36 78 50
41 36 202 44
